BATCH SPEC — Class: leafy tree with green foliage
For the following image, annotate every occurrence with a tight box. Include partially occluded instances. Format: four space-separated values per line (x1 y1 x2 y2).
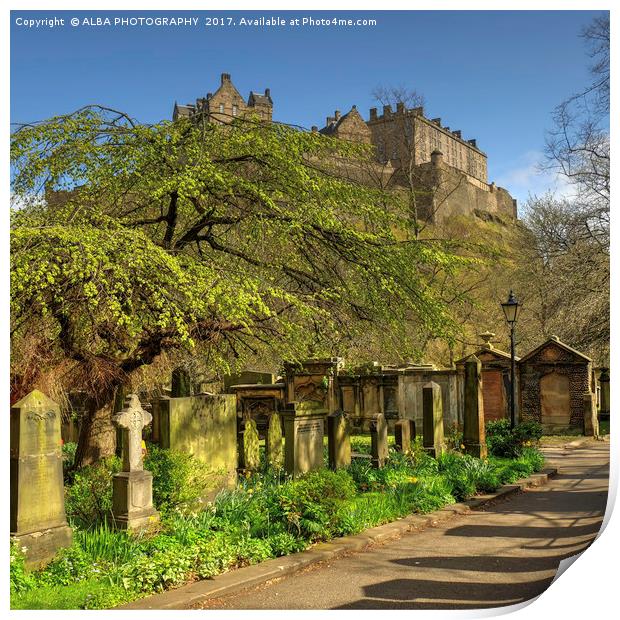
11 106 466 465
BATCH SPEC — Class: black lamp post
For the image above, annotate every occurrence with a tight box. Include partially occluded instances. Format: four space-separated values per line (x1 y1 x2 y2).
501 291 521 429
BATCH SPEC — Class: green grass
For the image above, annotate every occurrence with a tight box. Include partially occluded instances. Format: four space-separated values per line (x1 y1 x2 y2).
10 579 138 610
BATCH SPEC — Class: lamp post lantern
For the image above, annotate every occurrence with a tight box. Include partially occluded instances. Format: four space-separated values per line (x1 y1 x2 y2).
501 291 521 429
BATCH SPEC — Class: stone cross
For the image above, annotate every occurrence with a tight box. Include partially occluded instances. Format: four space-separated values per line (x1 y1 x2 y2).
113 394 152 472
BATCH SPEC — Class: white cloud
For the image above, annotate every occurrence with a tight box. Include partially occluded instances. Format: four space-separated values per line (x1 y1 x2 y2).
493 150 575 215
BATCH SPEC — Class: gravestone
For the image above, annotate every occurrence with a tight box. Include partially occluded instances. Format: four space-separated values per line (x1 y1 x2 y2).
370 413 388 468
10 390 73 569
157 394 238 496
422 382 446 458
394 419 415 452
583 392 600 437
112 394 159 531
328 410 351 470
463 356 487 459
238 418 260 471
281 402 325 476
265 413 284 469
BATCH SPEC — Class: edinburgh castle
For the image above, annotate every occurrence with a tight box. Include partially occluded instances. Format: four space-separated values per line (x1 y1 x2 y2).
173 73 517 224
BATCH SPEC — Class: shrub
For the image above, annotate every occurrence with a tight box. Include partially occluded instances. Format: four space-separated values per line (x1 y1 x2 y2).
62 442 77 476
37 545 98 587
145 445 219 517
65 456 121 528
10 538 36 594
486 420 543 458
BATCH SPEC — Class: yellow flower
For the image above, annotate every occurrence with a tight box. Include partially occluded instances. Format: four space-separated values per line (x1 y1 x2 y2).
460 444 465 450
408 476 418 484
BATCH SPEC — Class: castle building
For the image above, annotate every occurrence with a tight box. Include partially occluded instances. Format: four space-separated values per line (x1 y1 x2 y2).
173 73 273 124
173 74 517 222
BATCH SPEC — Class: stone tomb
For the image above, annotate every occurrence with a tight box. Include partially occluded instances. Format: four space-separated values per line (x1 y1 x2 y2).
518 336 593 433
281 402 326 476
283 357 343 413
394 419 415 452
112 394 159 531
229 382 285 438
399 366 459 434
265 413 284 469
10 390 73 568
157 393 238 497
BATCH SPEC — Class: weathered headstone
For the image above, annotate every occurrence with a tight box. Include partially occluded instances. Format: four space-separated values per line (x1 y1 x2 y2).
265 413 284 469
370 413 388 468
394 419 415 452
238 418 260 471
281 401 325 476
112 394 159 531
157 394 238 496
463 356 487 459
10 390 73 569
328 410 351 470
422 381 446 458
583 392 600 437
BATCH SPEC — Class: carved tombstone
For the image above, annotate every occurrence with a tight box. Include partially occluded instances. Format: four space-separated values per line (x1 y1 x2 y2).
370 413 389 468
463 356 487 459
422 381 446 458
111 394 159 531
265 413 284 469
328 410 351 470
10 390 73 569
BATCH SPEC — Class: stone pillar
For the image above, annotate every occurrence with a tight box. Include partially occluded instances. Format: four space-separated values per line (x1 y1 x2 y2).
394 419 415 452
112 394 159 531
262 414 282 469
328 411 351 470
463 355 487 459
599 368 610 417
422 382 446 458
370 413 388 468
282 402 325 477
583 392 600 437
10 390 73 569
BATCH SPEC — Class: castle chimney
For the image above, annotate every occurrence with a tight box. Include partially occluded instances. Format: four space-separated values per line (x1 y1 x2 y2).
431 150 444 167
206 92 213 100
265 88 271 99
468 139 477 148
326 116 335 126
453 130 462 138
334 110 341 120
221 73 231 84
396 102 405 113
369 107 377 120
383 104 392 116
352 104 357 110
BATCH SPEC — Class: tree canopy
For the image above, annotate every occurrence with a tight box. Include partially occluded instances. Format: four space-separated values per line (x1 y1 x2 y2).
11 108 468 408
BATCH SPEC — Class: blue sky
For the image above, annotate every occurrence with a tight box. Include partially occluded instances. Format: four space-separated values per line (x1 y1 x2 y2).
10 9 607 209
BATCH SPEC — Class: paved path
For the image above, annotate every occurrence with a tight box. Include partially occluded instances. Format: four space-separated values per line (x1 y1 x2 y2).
199 441 609 610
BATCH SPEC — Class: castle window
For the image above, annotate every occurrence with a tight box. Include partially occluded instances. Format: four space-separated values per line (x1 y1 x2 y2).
232 104 238 116
219 104 224 113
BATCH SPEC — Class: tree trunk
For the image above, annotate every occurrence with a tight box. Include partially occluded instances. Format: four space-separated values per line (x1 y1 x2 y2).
73 384 126 468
